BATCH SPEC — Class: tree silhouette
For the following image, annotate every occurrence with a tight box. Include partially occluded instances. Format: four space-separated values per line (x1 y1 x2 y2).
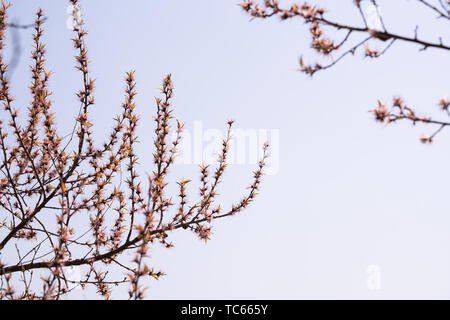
0 0 269 299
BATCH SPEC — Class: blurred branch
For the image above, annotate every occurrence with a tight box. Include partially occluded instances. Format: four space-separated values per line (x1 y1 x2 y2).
5 18 47 79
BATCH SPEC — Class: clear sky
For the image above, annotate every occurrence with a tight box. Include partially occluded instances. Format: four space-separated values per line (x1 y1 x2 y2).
4 0 450 299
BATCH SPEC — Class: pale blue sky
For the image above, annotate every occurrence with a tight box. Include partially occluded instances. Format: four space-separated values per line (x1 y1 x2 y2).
4 0 450 299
